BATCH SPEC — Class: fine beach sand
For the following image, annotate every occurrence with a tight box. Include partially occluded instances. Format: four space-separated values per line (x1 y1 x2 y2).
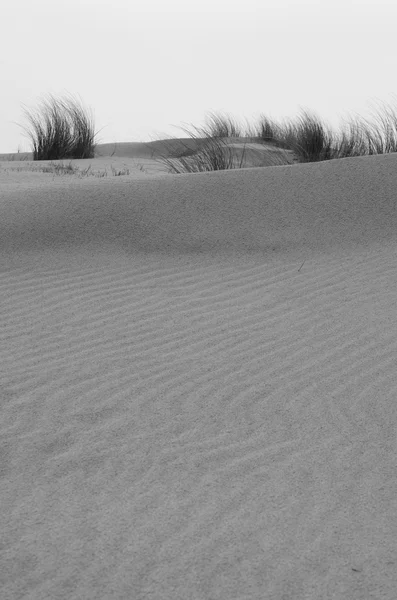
1 142 397 599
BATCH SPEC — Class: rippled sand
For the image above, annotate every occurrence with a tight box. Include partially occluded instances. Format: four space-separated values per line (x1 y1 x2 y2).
1 144 397 600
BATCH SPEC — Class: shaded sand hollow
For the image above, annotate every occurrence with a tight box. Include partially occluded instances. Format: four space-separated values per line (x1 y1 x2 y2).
1 140 397 599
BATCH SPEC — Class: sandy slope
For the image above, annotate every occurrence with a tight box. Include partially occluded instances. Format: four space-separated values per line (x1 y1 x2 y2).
1 145 397 600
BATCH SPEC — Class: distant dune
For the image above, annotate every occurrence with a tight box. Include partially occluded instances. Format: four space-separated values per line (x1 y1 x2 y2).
1 143 397 600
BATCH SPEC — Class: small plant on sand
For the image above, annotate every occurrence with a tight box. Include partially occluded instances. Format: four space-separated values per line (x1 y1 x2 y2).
156 112 262 173
18 93 100 161
110 165 130 176
48 161 80 175
6 161 131 178
158 133 246 173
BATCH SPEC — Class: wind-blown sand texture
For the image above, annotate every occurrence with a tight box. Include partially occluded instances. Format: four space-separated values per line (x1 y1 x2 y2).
1 141 397 599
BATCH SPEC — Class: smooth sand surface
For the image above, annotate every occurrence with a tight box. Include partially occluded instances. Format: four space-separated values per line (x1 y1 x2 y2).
1 143 397 599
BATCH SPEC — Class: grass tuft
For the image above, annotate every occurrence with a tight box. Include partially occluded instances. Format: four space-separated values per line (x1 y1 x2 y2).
18 93 99 161
203 112 245 138
156 112 292 173
1 161 131 178
251 100 397 162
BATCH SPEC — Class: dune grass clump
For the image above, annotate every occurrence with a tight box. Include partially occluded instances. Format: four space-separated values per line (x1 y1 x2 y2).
157 100 397 173
157 114 245 173
282 111 337 162
19 94 98 161
252 110 358 162
157 112 294 173
159 135 246 173
349 99 397 155
252 99 397 163
203 112 245 138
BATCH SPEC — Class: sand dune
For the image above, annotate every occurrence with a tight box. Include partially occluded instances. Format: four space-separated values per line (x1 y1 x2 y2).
1 146 397 599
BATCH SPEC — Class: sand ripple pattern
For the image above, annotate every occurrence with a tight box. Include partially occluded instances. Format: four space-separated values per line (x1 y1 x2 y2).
1 244 397 600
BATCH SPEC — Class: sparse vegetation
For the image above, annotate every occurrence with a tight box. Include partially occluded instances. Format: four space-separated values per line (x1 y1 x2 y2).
4 94 397 174
156 112 293 174
0 161 130 178
18 93 99 161
156 98 397 173
252 99 397 162
159 135 247 174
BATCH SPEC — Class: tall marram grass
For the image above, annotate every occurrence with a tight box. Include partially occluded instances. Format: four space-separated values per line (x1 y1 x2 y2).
158 98 397 173
157 112 292 173
14 93 397 170
253 99 397 162
19 94 98 160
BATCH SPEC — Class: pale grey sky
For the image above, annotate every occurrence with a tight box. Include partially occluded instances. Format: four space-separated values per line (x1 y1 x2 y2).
1 0 396 153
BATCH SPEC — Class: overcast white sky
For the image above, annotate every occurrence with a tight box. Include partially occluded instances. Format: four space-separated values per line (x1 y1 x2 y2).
1 0 397 153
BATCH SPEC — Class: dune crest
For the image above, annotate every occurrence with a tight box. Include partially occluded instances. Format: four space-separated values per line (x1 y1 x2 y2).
2 152 397 260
